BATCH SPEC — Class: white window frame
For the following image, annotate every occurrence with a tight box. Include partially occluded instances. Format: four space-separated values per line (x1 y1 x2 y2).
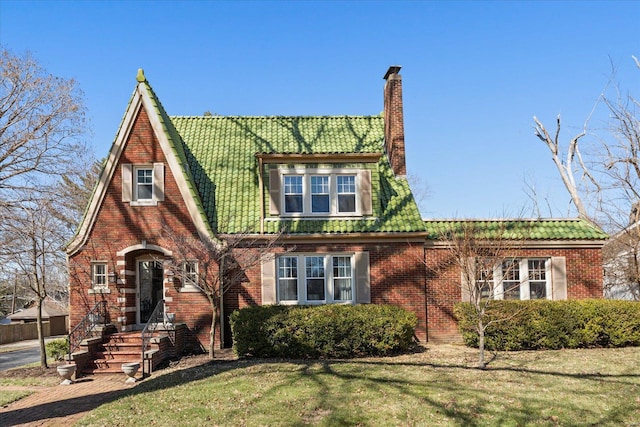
182 261 199 289
280 168 360 217
133 166 154 204
276 253 356 304
92 262 108 290
476 258 552 301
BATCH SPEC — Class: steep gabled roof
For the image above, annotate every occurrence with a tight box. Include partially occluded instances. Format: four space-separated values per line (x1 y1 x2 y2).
66 70 215 255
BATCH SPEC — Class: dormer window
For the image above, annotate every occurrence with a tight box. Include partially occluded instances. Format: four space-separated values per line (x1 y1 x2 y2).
273 168 371 217
337 175 356 213
284 175 303 213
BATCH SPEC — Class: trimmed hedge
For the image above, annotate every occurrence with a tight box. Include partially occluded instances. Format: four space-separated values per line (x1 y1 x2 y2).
454 299 640 351
230 304 417 358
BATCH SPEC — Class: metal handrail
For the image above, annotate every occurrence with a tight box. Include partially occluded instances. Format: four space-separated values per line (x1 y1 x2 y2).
140 299 167 377
67 300 107 360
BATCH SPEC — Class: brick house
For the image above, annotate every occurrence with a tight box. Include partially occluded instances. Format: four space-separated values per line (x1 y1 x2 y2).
66 66 607 353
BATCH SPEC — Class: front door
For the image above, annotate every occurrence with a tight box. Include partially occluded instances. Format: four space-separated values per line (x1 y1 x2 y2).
137 259 163 324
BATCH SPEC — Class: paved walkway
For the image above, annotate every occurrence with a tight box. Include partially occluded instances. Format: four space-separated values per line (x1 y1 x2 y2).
0 374 137 426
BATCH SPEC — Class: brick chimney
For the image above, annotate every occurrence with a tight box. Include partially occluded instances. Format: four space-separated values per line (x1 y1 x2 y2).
383 65 406 176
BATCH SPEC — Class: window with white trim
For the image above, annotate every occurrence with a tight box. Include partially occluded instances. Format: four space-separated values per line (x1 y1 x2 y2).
276 254 355 304
92 262 108 290
182 261 198 288
475 258 551 300
135 167 153 200
281 170 360 216
121 163 165 205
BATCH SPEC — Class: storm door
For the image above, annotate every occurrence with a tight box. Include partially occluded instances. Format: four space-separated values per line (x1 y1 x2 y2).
137 259 163 324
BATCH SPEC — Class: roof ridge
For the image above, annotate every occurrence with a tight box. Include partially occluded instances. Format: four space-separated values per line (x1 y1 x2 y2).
170 115 383 119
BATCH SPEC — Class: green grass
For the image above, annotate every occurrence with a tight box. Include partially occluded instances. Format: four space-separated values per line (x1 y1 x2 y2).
0 390 33 406
74 345 640 426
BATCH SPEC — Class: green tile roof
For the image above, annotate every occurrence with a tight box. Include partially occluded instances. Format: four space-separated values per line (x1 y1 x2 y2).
170 116 425 234
424 219 608 241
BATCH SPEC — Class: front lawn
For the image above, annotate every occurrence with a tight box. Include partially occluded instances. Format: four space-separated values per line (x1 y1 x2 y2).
75 345 640 426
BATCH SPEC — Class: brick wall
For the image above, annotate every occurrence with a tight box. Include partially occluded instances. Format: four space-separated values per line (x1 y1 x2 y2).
222 242 428 344
424 246 603 343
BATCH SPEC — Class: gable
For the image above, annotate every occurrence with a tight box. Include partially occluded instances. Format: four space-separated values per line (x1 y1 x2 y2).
66 73 214 256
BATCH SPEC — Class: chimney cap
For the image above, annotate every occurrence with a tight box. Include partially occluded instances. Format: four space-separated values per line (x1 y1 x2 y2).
383 66 402 80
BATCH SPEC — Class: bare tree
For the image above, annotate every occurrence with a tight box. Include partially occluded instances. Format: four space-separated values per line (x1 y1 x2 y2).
0 47 87 208
161 224 285 358
532 115 599 220
0 193 69 367
430 220 532 368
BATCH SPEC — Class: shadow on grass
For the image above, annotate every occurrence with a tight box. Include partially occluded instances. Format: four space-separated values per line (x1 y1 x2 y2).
2 347 639 426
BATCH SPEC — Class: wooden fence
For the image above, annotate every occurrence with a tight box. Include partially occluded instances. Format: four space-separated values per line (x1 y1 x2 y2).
0 322 51 345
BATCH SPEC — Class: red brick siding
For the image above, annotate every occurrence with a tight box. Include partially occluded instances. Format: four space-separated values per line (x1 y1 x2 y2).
69 108 213 348
425 246 603 343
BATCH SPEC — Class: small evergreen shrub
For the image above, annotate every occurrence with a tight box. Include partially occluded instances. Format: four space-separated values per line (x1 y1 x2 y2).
45 338 69 361
230 304 417 358
454 299 640 351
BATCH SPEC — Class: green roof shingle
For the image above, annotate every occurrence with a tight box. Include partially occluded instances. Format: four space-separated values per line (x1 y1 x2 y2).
170 116 425 234
424 219 608 241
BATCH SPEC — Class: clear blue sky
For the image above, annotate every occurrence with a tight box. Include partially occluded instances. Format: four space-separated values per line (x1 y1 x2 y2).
1 1 638 219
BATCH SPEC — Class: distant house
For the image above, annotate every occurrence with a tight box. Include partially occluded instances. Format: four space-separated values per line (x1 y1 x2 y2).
603 223 640 300
66 66 607 352
7 297 69 336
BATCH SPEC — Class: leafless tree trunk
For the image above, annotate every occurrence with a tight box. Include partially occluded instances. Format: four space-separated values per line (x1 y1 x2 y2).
429 219 533 368
532 115 599 220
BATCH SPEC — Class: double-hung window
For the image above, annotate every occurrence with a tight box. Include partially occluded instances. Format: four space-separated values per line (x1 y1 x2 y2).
311 176 330 213
281 171 359 216
502 259 521 300
277 256 298 301
337 175 356 213
182 261 199 288
92 262 108 290
284 175 303 213
276 254 355 304
122 163 165 205
474 258 551 300
135 167 153 201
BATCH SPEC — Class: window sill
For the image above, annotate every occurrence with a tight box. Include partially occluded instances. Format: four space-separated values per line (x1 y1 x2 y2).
88 288 111 294
130 200 158 206
179 286 202 293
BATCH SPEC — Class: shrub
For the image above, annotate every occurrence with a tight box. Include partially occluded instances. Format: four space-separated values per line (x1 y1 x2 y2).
230 304 417 358
45 338 69 361
454 299 640 351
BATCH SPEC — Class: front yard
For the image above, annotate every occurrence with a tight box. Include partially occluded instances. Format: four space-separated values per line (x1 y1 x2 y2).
2 345 639 426
69 345 640 426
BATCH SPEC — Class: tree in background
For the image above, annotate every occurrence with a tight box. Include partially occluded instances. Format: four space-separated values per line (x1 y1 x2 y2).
533 56 640 300
0 47 87 208
0 47 89 366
